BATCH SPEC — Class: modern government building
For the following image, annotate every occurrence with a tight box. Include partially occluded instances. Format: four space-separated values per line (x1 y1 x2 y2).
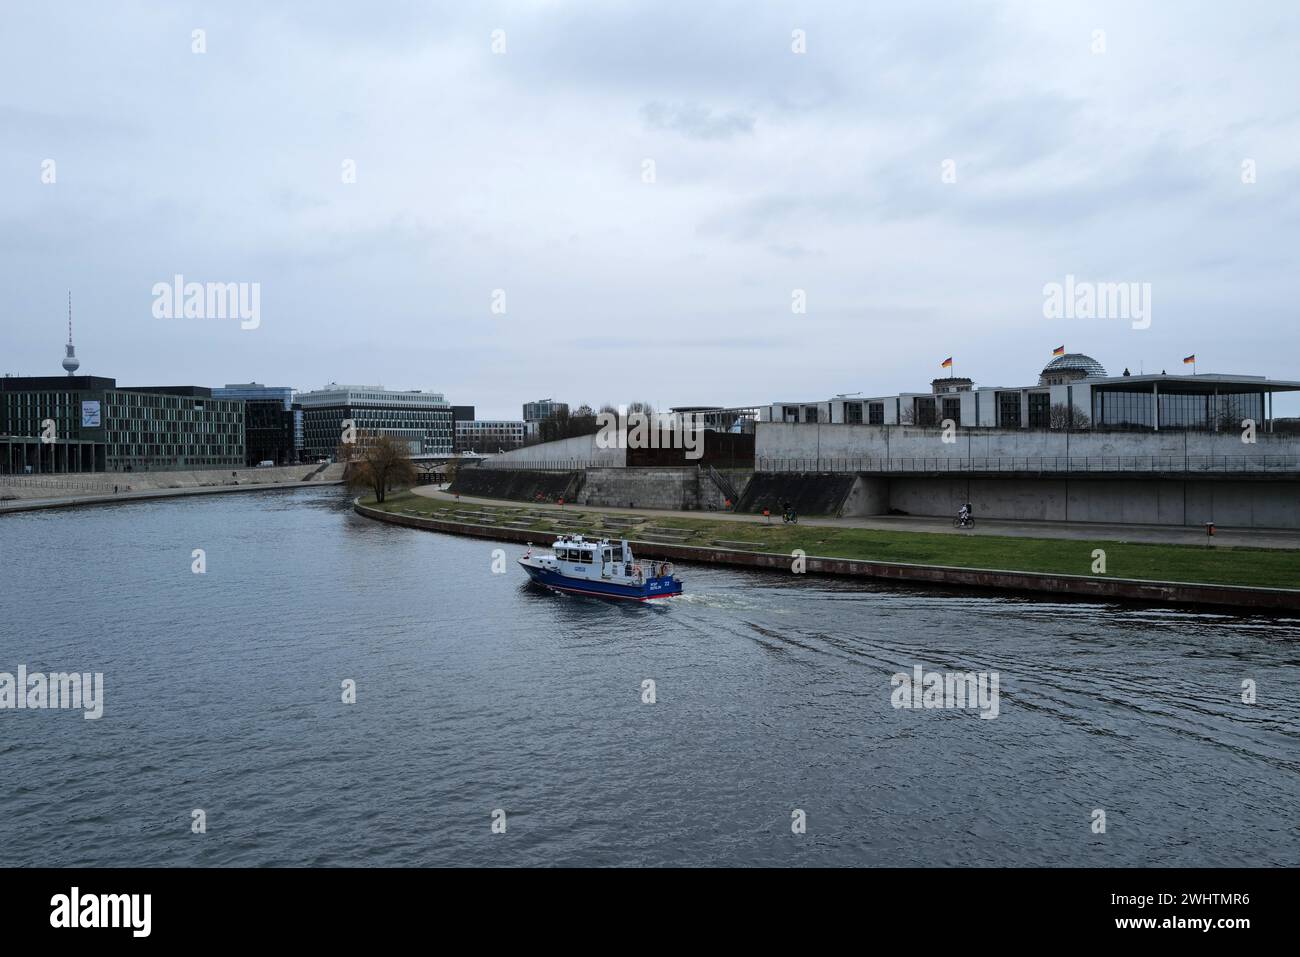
296 383 454 460
762 354 1300 432
1 375 246 473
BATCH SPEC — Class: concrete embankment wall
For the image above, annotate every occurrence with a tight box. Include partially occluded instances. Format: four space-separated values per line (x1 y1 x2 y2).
736 472 858 515
448 468 584 503
756 422 1300 462
732 471 1300 528
354 502 1300 612
578 467 750 511
885 476 1300 528
0 463 343 500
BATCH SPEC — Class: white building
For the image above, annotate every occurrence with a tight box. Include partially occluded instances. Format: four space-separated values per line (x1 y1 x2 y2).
297 384 453 458
454 418 527 452
758 355 1298 432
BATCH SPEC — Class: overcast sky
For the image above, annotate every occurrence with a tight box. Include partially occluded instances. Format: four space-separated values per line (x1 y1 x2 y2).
3 1 1298 419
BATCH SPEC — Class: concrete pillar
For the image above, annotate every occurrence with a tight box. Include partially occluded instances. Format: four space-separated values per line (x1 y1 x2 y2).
1153 381 1160 432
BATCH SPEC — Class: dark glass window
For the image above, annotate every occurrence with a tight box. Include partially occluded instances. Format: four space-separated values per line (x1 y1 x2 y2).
942 397 961 427
844 402 863 424
997 392 1021 428
913 397 937 426
868 402 884 425
1028 392 1051 428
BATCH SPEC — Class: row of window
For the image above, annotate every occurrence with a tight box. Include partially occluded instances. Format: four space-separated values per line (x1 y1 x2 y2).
557 546 623 563
1092 390 1264 429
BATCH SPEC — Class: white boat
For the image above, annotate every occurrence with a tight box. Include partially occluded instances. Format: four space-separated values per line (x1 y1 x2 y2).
517 534 683 601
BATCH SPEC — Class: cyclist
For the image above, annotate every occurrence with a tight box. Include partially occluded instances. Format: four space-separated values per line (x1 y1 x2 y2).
957 502 972 526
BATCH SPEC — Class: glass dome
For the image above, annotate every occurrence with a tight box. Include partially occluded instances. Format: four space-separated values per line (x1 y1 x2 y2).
1041 353 1107 378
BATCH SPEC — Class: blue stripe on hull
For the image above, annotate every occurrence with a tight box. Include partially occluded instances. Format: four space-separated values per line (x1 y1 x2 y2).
522 565 682 601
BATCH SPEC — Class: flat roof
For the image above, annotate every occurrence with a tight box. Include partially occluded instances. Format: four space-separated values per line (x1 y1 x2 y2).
1087 373 1300 393
0 375 117 392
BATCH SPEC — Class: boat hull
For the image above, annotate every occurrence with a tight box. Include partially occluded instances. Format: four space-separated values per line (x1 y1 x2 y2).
519 561 682 601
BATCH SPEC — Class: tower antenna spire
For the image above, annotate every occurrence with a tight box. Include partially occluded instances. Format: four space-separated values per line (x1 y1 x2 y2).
61 290 81 376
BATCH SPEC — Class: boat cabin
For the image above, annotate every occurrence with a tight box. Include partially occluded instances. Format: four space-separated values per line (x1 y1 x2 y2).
535 535 673 583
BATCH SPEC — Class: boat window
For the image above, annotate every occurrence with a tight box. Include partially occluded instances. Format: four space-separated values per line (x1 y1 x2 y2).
603 549 612 563
611 547 623 562
580 549 593 564
557 548 569 561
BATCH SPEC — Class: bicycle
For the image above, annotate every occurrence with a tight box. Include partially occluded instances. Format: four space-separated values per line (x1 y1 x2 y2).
953 514 974 528
782 510 798 525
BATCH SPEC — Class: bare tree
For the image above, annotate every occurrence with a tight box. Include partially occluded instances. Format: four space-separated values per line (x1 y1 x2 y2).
344 432 417 504
1049 403 1091 430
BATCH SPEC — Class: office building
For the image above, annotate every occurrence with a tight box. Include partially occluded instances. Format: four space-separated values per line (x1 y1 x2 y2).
454 418 527 452
296 384 453 459
212 383 298 466
761 354 1300 432
1 375 244 473
523 398 568 423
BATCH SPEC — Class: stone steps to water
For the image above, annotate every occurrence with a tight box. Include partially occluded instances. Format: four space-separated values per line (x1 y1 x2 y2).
713 539 767 548
642 526 693 539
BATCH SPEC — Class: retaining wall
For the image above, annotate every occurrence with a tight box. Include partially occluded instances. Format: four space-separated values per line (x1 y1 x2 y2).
577 467 750 511
886 476 1300 528
757 422 1300 462
448 468 584 503
736 472 858 515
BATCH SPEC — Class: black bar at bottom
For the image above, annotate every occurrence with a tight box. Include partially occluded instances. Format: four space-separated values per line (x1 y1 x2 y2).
0 867 1278 943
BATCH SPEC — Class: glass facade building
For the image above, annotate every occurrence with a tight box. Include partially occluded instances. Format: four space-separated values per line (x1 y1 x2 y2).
455 419 527 452
1093 387 1266 431
212 383 298 466
297 384 453 459
522 399 569 422
1 376 244 473
761 358 1300 434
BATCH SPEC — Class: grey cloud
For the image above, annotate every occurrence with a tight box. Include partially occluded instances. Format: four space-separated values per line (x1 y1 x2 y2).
641 101 755 140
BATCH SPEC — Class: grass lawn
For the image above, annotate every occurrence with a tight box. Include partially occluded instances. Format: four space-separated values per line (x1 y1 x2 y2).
367 491 1300 591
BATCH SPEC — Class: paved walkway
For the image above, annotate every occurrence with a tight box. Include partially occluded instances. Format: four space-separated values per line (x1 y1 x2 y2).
411 485 1300 549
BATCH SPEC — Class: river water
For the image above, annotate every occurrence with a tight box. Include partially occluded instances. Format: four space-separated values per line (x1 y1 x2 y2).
1 486 1297 866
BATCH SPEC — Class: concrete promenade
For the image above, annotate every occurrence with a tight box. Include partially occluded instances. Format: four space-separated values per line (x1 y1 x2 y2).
411 485 1300 550
0 464 345 514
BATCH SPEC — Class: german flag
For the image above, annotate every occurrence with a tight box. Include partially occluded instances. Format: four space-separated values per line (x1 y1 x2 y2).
941 357 953 369
1183 354 1196 364
1053 345 1066 356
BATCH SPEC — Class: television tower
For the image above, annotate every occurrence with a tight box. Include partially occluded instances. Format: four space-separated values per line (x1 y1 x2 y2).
61 292 80 375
